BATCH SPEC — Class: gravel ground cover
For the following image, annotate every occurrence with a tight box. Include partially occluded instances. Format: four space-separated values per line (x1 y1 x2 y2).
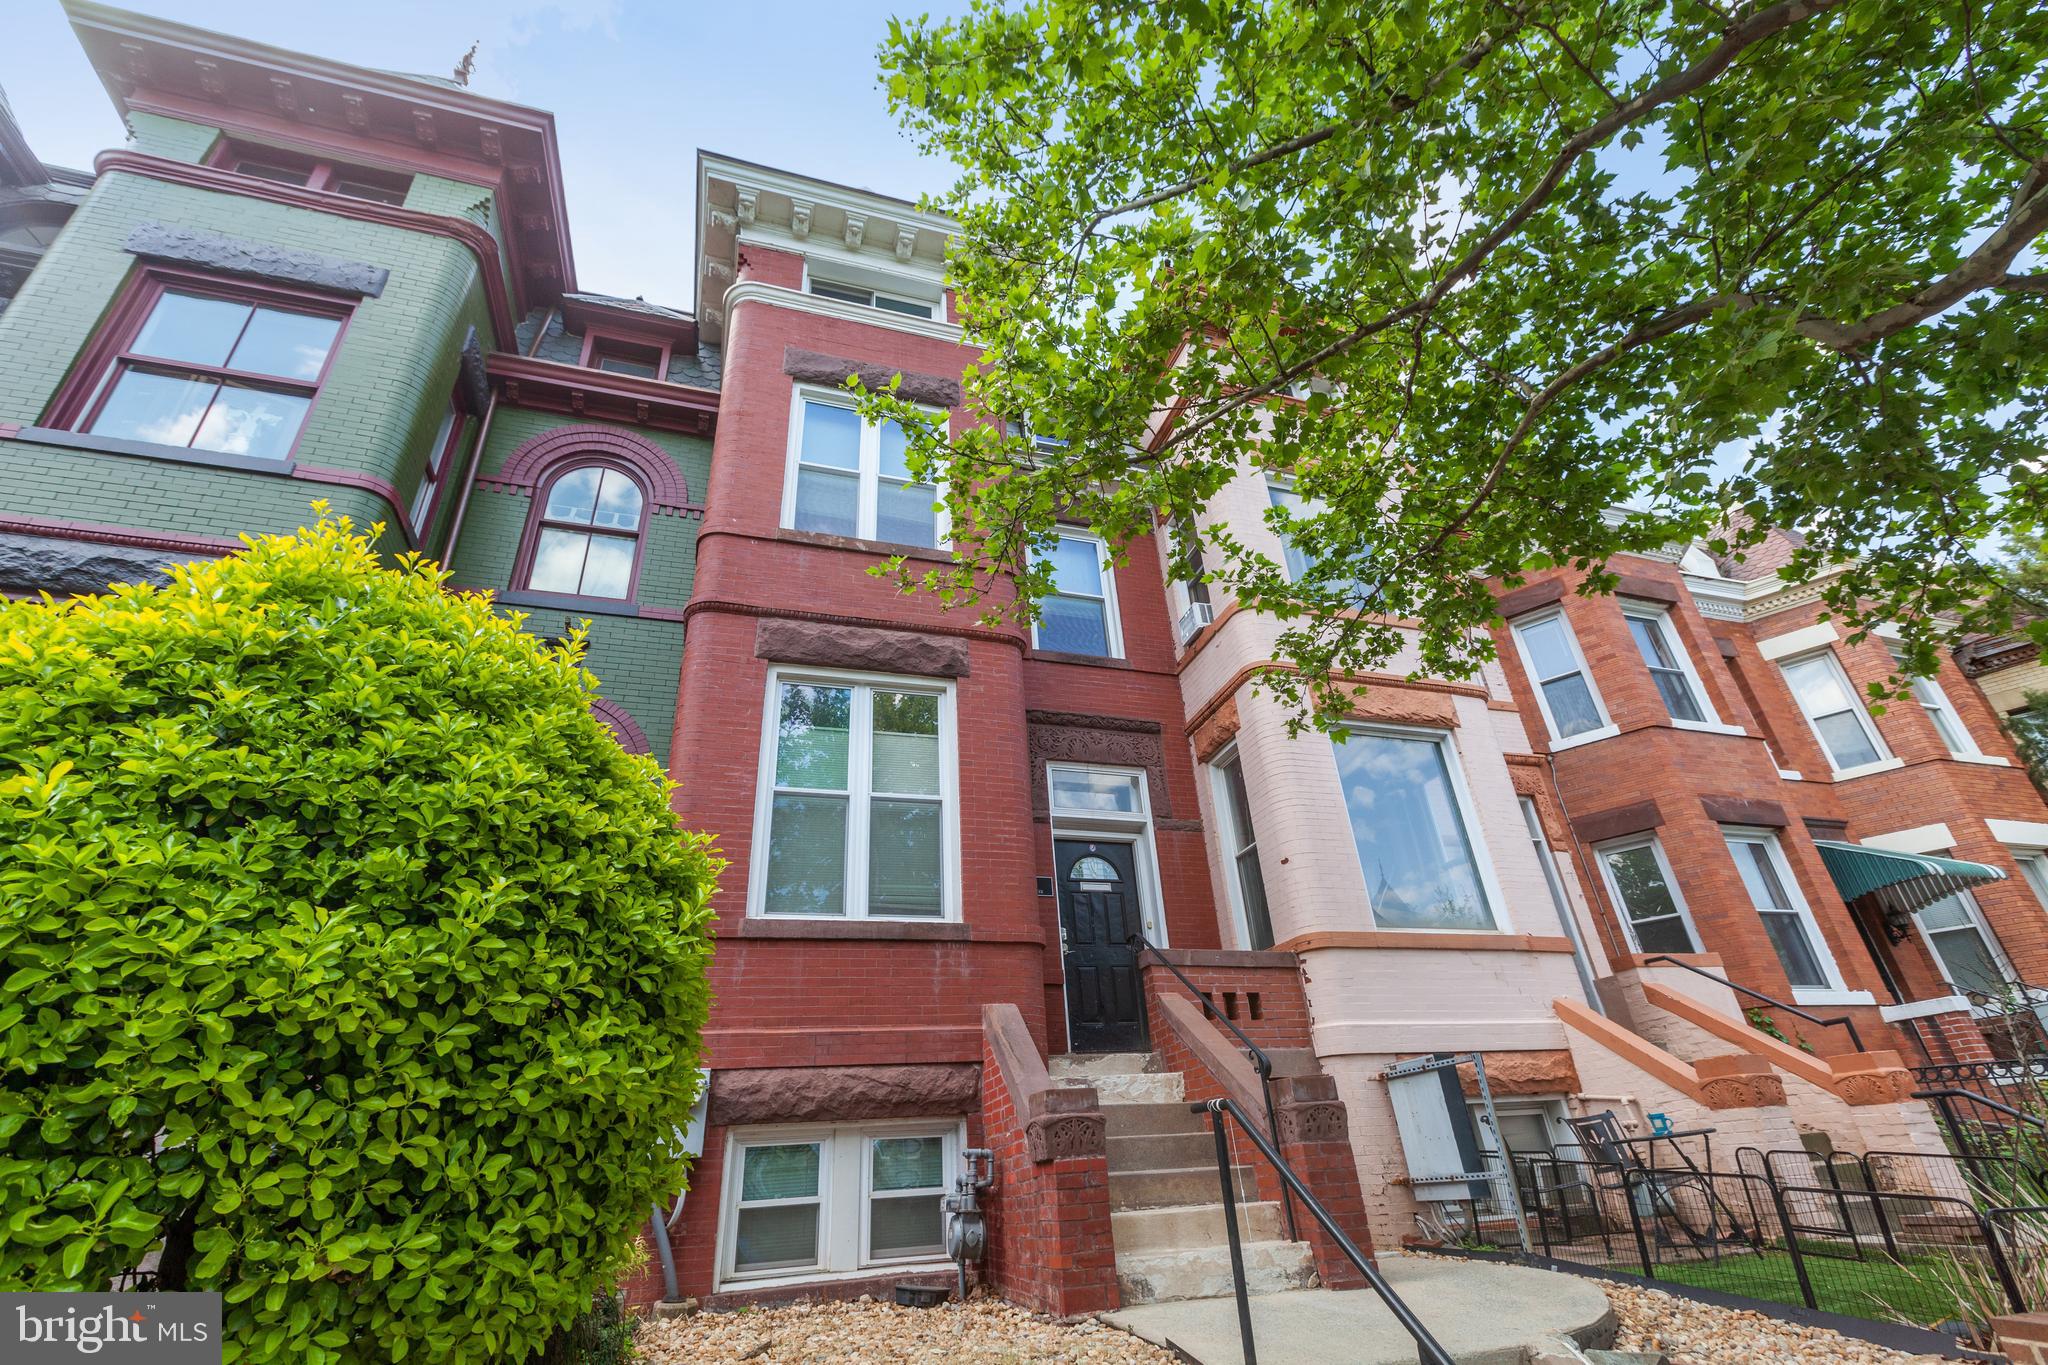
634 1296 1181 1364
1602 1279 1955 1364
636 1279 1964 1363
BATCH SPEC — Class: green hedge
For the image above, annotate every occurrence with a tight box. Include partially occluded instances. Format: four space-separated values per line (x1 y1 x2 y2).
0 513 718 1363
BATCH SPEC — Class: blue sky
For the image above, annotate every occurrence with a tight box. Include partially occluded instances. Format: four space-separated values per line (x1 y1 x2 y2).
1 0 971 307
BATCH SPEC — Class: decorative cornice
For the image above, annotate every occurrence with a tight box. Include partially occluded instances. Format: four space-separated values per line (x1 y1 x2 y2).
485 353 717 437
723 279 963 345
93 149 517 345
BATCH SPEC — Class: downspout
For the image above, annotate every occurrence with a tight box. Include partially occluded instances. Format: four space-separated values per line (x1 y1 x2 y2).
438 390 497 572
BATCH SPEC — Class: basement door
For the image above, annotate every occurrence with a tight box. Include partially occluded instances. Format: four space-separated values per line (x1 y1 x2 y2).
1054 838 1148 1053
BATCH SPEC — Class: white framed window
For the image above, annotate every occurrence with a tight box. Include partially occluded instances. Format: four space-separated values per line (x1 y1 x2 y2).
1883 642 1978 757
1211 744 1275 950
1916 886 2015 1000
1265 477 1320 583
1779 651 1890 774
808 277 936 319
748 668 958 921
1510 611 1613 745
2019 852 2048 915
782 389 947 548
719 1122 959 1288
408 398 461 538
1333 725 1505 932
1595 835 1700 955
1032 529 1123 658
1722 829 1844 993
1623 606 1717 727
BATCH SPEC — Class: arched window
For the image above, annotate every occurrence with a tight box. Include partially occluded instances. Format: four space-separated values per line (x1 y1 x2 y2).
524 463 645 599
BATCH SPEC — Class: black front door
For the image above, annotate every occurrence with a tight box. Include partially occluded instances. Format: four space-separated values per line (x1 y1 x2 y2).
1055 838 1148 1053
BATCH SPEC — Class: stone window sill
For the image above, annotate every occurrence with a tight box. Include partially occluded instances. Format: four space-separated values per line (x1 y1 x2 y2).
726 916 970 942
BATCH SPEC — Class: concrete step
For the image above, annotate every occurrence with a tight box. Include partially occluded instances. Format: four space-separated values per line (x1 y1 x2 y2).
1088 1071 1186 1105
1111 1200 1289 1253
1111 1164 1261 1211
1104 1101 1210 1139
1115 1239 1317 1306
1108 1129 1216 1172
1050 1052 1161 1079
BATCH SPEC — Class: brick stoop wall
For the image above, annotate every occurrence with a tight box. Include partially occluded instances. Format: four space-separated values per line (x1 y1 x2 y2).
1998 1314 2048 1364
979 1004 1118 1317
1145 989 1375 1289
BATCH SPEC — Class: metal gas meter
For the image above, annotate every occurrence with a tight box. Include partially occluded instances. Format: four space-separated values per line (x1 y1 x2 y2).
942 1147 995 1299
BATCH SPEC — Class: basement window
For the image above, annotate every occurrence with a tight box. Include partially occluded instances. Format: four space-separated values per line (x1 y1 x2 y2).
718 1123 960 1288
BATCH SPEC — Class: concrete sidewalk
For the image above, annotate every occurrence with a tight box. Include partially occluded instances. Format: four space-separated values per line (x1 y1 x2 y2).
1102 1252 1617 1365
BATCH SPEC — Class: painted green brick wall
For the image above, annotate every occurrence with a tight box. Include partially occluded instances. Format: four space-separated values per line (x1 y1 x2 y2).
0 115 497 552
444 407 711 767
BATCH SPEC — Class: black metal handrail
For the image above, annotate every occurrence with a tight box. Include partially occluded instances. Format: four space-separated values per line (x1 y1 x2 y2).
1129 932 1296 1239
1643 954 1864 1052
1197 1096 1454 1365
1913 1087 2048 1132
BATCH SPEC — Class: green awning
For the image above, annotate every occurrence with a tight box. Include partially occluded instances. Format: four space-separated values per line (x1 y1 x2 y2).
1813 839 2007 920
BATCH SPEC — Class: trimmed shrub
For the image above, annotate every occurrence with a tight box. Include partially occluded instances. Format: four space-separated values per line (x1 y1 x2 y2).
0 515 717 1363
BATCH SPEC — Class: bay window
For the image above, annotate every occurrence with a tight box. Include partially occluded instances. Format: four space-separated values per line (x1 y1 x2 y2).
1595 836 1698 954
77 277 346 462
1625 607 1713 725
1723 830 1840 992
1511 611 1610 743
783 392 944 548
1032 529 1122 657
1884 642 1977 756
1780 651 1888 773
721 1124 957 1286
752 671 956 920
408 390 467 542
1334 727 1499 931
1212 745 1274 950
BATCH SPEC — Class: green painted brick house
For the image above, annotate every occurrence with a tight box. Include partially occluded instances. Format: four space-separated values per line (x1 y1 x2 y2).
0 2 721 768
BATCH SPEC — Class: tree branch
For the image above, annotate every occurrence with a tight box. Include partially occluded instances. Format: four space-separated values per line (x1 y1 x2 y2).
1165 0 1846 450
1793 155 2048 353
1080 19 1528 231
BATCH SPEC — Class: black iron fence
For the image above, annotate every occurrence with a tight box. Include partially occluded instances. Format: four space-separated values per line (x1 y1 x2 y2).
1419 1141 2036 1345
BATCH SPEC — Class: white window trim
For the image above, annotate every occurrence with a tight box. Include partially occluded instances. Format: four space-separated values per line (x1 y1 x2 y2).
1509 609 1616 748
1779 649 1892 777
716 1120 963 1291
1885 642 1982 757
1721 826 1848 995
2015 851 2048 914
408 403 458 537
1264 475 1320 584
1338 722 1514 934
1594 834 1702 956
781 386 950 548
1031 527 1125 659
1621 604 1735 732
1911 881 2018 1008
745 666 961 922
1045 761 1168 947
1209 741 1271 953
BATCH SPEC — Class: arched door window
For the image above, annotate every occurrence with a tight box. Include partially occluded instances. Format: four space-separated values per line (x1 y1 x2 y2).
525 463 644 599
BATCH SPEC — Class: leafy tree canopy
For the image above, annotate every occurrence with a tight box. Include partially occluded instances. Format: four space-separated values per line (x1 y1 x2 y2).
870 0 2047 724
0 515 718 1364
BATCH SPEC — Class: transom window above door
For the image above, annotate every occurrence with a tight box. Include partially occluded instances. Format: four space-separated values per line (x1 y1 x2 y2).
81 282 347 462
784 393 944 549
752 672 957 920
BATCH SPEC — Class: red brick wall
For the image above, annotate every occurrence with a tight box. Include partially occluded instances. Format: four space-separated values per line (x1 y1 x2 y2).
978 1032 1118 1316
